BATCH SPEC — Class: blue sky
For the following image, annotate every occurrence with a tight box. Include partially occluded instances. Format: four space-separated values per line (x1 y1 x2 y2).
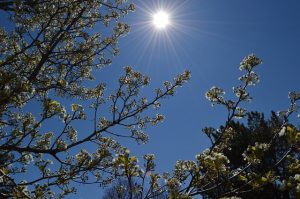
102 0 300 168
84 0 300 198
1 0 300 198
83 0 300 197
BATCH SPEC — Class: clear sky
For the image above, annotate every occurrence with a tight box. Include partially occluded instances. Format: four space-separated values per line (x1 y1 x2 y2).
1 0 300 198
101 0 300 167
80 0 300 197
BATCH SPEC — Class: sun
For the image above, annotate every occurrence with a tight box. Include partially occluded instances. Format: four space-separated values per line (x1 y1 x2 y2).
152 11 170 29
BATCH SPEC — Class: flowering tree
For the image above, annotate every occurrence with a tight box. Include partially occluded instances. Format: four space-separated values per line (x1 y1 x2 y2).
174 55 300 198
106 54 300 199
1 1 299 199
197 111 298 198
0 1 191 198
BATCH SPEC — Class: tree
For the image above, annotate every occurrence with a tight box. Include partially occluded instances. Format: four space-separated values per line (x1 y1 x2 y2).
172 55 299 198
102 179 140 199
102 152 170 199
1 1 299 198
168 55 300 198
0 152 14 198
0 1 191 198
202 111 295 198
102 178 168 199
106 54 300 199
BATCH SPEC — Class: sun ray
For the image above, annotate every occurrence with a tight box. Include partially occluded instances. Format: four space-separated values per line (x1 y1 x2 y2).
123 0 233 75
